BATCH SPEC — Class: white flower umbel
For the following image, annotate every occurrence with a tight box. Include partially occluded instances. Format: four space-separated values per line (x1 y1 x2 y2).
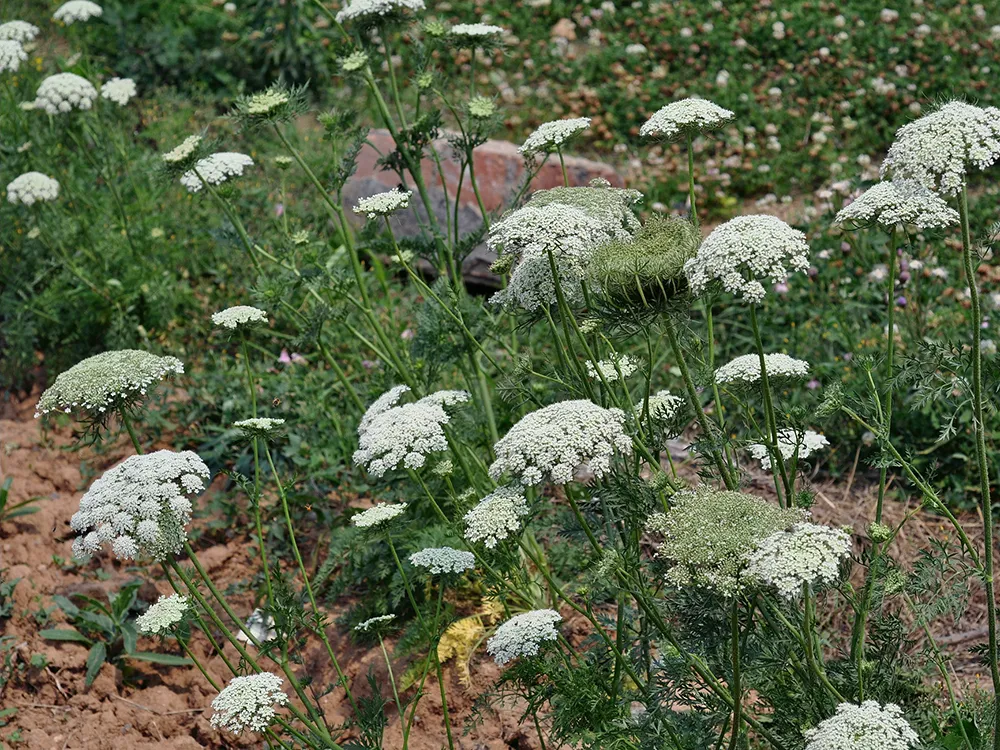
100 77 137 106
639 390 684 423
0 21 40 44
35 349 184 419
352 502 408 529
234 417 285 440
336 0 425 24
748 429 830 471
747 522 852 598
450 23 505 39
519 117 591 156
714 353 810 387
353 387 469 477
882 100 1000 196
355 614 397 632
409 546 476 574
463 485 529 548
6 172 59 206
245 89 289 115
0 40 27 73
640 98 735 140
162 135 202 165
804 701 919 750
835 180 959 229
487 609 562 665
70 450 209 562
33 73 97 114
180 152 255 193
136 594 189 635
684 215 809 303
586 353 639 382
212 305 268 331
53 1 103 24
489 400 632 486
210 674 288 735
352 187 412 220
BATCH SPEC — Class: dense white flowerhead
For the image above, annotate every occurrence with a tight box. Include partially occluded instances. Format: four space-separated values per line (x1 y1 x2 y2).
136 594 190 635
36 349 184 419
335 0 425 24
882 101 1000 195
640 98 735 140
162 135 203 165
519 117 591 156
747 522 852 598
450 23 505 39
53 1 104 24
352 502 408 529
639 389 685 423
210 674 288 735
487 609 562 665
100 77 137 106
748 429 830 470
353 387 469 477
714 353 810 387
34 73 97 114
70 450 209 562
180 152 255 193
804 701 919 750
0 21 40 44
246 89 288 115
409 546 476 574
212 305 268 331
234 417 285 440
684 215 809 303
355 614 397 632
835 180 959 229
586 353 639 382
352 187 412 219
463 485 529 548
489 399 632 486
0 40 27 73
6 172 59 206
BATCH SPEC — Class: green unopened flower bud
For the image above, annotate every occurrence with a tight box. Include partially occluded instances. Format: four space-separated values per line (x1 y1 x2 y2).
646 471 674 492
867 522 893 543
490 253 515 275
415 71 435 90
422 20 447 38
274 155 293 170
340 51 368 72
883 568 907 596
468 95 496 119
290 230 310 246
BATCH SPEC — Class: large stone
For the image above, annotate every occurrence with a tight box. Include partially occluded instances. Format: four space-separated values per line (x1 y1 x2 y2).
342 128 624 289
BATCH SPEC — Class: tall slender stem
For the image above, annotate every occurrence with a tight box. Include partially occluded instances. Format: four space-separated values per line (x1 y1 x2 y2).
727 597 742 750
686 133 698 226
557 148 569 187
749 304 792 504
120 411 143 454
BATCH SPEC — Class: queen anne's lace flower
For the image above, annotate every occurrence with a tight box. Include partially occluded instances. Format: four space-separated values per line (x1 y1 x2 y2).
0 40 27 73
355 614 396 632
180 152 255 193
53 1 103 24
100 77 137 106
463 486 529 548
354 387 469 477
246 89 289 115
340 51 369 71
714 353 810 387
519 117 591 155
835 180 958 229
70 450 209 562
409 546 476 574
162 135 202 165
34 73 97 114
804 701 919 750
136 594 189 635
586 353 639 382
336 0 425 24
450 22 505 38
639 390 685 422
352 502 408 529
352 187 412 219
211 674 288 735
6 172 59 206
36 350 183 419
489 400 632 486
881 100 1000 195
212 305 268 331
234 417 285 440
0 21 40 44
748 429 830 470
747 522 852 598
487 609 562 665
640 98 735 140
684 215 809 303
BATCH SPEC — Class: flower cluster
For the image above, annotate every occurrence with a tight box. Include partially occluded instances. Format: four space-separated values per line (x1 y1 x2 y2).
340 51 368 72
33 73 97 114
450 23 504 39
162 135 203 166
0 40 27 73
463 486 529 548
714 353 810 387
640 98 735 140
489 400 632 486
352 502 408 529
0 21 40 43
210 674 288 735
835 180 958 229
6 172 59 206
747 522 852 598
352 187 412 219
100 77 137 106
586 353 639 382
748 429 830 471
335 0 425 24
355 614 396 632
804 702 919 750
353 387 469 477
487 609 562 665
53 1 103 24
409 547 476 574
35 349 184 419
233 417 285 440
136 594 189 635
640 389 685 423
212 305 268 331
518 117 591 156
684 215 809 303
881 100 1000 195
180 153 255 193
70 450 209 561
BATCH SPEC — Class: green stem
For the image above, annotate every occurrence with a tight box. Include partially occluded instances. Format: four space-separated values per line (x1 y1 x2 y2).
557 148 569 187
727 596 742 750
686 132 698 226
120 411 142 453
749 304 792 505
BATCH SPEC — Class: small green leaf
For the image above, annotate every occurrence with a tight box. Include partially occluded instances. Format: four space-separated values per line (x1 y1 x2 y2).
85 642 107 686
128 651 192 666
51 595 80 618
39 628 91 644
121 621 138 655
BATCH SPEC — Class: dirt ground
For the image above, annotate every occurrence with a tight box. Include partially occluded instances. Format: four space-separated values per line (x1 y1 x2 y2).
0 392 992 749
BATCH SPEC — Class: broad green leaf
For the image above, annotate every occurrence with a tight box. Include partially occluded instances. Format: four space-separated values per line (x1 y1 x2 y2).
85 642 107 686
39 628 91 644
128 652 192 666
